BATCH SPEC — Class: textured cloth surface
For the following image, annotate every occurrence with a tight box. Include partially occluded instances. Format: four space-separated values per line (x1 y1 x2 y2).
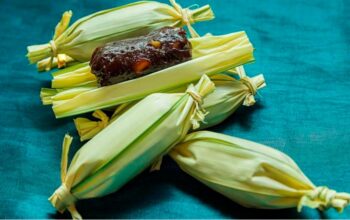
0 0 349 218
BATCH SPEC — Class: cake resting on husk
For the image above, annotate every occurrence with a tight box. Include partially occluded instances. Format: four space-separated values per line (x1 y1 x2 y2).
90 27 192 86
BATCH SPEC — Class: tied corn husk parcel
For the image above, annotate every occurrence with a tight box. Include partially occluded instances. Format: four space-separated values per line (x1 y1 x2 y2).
25 0 350 219
170 131 350 212
74 73 266 141
42 31 254 118
50 75 215 218
27 0 214 71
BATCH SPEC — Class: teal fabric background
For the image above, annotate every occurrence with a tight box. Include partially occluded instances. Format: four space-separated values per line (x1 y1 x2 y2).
0 0 349 218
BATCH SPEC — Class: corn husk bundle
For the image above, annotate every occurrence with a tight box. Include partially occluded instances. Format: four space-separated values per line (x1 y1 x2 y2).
40 31 254 118
43 31 251 91
24 0 350 218
49 75 215 219
199 73 265 129
74 73 266 141
47 33 246 90
27 0 214 71
169 131 350 212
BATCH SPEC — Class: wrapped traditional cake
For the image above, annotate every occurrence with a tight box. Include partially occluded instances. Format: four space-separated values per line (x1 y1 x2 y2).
49 75 215 219
74 73 266 141
170 131 350 212
27 0 214 71
90 27 192 86
41 31 254 118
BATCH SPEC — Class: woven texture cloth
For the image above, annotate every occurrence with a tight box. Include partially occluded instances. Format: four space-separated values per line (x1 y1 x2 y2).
0 0 349 218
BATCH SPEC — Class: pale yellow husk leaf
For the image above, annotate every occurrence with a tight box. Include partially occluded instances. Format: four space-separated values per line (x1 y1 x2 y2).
49 31 252 89
46 31 253 118
74 72 266 141
27 0 214 71
49 75 215 219
169 131 350 212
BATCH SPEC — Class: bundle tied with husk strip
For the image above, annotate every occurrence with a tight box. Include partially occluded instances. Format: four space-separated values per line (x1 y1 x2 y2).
169 131 350 212
49 74 215 219
74 71 266 141
40 31 254 118
26 0 214 71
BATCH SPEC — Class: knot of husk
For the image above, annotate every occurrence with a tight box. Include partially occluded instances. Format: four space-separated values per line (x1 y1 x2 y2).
298 186 350 213
48 135 82 219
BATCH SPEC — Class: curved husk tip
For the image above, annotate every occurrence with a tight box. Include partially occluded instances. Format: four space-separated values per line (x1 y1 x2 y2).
27 10 73 69
187 75 215 129
49 186 82 219
196 74 216 98
53 10 73 40
26 43 52 64
191 4 215 22
74 110 109 141
40 88 59 105
240 74 266 107
298 186 350 213
252 74 266 90
49 134 82 219
49 185 73 212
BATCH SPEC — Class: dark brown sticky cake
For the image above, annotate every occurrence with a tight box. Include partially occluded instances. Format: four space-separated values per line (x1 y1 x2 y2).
90 27 192 86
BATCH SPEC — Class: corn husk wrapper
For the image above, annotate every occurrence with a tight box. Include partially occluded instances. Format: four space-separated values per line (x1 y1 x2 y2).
200 73 265 128
49 59 246 92
74 72 266 141
41 31 253 118
27 0 214 71
48 32 248 90
51 63 97 89
169 131 350 212
49 75 215 219
41 86 96 106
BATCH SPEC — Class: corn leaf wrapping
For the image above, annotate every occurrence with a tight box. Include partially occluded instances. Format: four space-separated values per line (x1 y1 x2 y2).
48 32 247 90
74 73 266 141
27 0 214 71
51 63 97 89
49 75 215 219
41 31 253 118
199 73 265 128
169 131 350 212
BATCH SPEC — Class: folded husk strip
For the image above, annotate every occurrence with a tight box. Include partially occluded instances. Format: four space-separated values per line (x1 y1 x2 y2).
27 0 214 71
74 73 266 141
51 63 97 88
40 86 96 105
169 131 350 212
49 75 215 218
45 31 253 118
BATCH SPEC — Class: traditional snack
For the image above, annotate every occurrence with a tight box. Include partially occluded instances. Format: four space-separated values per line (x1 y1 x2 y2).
26 0 214 71
42 31 254 118
49 75 215 219
90 27 192 86
74 73 266 141
170 131 350 212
